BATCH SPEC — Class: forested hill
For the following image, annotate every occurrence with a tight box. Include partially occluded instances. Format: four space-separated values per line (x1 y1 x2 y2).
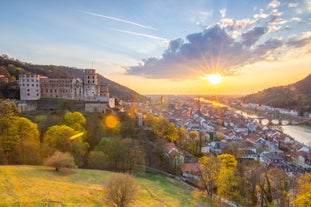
0 55 146 101
241 74 311 112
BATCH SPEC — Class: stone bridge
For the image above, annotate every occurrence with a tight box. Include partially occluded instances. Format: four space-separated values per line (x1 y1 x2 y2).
255 117 310 126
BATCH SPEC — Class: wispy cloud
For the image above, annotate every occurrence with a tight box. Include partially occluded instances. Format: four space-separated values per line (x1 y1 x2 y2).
111 28 168 44
79 10 156 30
267 0 280 9
220 9 227 18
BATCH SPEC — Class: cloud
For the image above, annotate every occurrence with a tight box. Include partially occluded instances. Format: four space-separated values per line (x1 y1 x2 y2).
194 11 213 27
306 0 311 11
111 29 168 44
288 3 298 8
286 35 311 48
220 9 227 18
126 25 264 79
220 18 255 31
267 0 280 9
125 1 310 80
290 17 306 23
254 9 269 20
241 27 267 46
79 10 155 30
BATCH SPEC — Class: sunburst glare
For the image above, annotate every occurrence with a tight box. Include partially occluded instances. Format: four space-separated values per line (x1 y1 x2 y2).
202 74 222 85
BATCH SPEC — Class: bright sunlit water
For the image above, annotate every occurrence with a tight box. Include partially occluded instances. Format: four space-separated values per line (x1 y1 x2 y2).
282 125 311 146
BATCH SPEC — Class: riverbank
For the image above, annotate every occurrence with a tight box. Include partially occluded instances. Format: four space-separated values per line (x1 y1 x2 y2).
282 125 311 146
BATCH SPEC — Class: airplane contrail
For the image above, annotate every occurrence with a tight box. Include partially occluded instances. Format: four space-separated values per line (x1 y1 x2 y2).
79 10 156 30
111 28 169 44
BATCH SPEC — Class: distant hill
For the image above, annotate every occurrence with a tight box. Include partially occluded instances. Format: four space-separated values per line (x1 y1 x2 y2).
241 74 311 112
0 55 146 101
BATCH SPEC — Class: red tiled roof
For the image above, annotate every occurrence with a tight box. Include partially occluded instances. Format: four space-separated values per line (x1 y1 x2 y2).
182 163 200 173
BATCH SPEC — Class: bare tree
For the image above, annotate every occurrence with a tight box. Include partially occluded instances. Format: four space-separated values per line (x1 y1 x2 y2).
105 173 138 207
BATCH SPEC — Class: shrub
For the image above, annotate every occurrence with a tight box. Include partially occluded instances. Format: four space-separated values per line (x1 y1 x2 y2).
44 151 76 171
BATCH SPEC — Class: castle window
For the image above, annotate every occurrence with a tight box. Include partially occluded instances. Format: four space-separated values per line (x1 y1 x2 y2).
32 84 34 86
36 93 39 96
27 93 30 96
27 89 30 92
27 84 29 86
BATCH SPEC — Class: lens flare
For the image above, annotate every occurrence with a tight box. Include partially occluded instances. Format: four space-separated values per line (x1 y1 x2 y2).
69 132 84 140
104 115 119 128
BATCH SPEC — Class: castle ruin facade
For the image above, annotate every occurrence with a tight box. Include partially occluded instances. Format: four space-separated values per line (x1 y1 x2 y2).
19 69 115 110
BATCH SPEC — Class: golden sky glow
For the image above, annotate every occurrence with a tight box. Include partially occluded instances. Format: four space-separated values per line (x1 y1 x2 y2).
112 55 311 95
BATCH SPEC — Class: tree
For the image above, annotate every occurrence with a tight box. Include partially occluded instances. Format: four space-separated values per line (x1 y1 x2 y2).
292 173 311 207
166 122 178 142
95 137 145 172
144 113 178 142
119 138 145 173
43 125 88 166
63 111 87 138
267 168 291 207
217 153 237 170
44 125 77 152
198 155 221 202
0 99 19 119
257 172 274 207
87 151 109 170
0 116 40 164
216 154 240 202
105 173 138 207
44 151 76 171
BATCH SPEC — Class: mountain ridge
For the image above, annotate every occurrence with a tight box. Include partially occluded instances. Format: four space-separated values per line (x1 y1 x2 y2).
240 74 311 113
0 55 146 101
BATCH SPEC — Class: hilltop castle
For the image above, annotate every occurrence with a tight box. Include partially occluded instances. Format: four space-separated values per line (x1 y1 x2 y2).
18 69 115 111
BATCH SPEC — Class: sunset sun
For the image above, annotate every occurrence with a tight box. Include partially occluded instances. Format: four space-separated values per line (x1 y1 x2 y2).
203 74 222 85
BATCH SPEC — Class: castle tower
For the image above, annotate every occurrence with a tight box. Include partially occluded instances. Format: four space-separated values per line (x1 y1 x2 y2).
83 69 99 101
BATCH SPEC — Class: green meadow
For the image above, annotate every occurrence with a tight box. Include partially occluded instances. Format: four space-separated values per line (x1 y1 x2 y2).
0 166 208 206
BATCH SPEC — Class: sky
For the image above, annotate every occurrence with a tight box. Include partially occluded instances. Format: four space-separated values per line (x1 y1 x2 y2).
0 0 310 95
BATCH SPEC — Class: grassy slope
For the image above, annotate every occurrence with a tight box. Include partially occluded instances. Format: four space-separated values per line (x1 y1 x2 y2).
0 166 204 207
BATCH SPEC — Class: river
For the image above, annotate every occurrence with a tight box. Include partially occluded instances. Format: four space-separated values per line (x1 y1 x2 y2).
282 125 311 146
199 98 311 146
235 109 311 146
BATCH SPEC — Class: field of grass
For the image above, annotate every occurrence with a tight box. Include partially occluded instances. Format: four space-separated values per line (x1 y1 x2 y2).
0 165 207 206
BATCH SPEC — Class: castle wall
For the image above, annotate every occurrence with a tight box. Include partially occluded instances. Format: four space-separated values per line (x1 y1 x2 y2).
19 74 41 100
41 78 74 99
